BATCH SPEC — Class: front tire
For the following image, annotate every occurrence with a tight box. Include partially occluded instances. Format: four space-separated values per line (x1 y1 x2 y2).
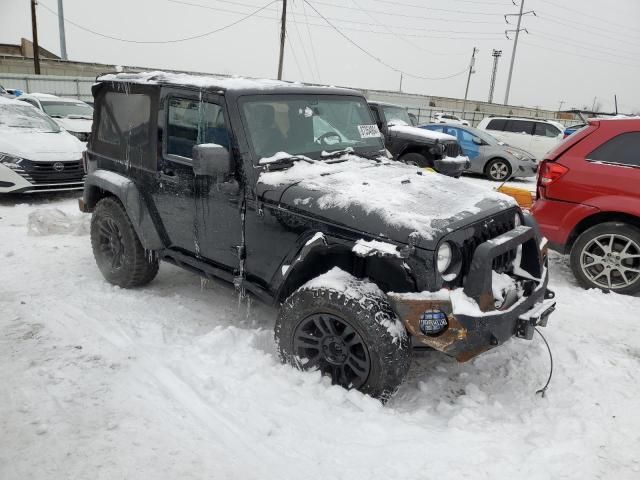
275 272 411 401
90 197 159 288
570 222 640 295
485 158 512 181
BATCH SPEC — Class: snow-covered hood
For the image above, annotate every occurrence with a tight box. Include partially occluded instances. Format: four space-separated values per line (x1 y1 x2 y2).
0 129 84 161
53 117 92 134
387 124 457 143
257 156 516 249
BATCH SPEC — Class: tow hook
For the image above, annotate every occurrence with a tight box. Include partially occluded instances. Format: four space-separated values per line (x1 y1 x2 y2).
516 289 556 340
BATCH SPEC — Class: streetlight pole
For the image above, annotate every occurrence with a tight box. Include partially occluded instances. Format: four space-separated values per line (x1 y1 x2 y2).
30 0 41 74
461 47 477 117
57 0 68 60
277 0 287 80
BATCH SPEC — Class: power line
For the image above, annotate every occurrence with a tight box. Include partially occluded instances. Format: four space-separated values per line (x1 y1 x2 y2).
289 1 317 81
520 40 640 70
317 0 503 16
300 0 322 82
303 0 470 81
535 12 640 46
309 0 505 24
531 30 640 64
168 0 502 43
536 0 639 34
39 0 278 43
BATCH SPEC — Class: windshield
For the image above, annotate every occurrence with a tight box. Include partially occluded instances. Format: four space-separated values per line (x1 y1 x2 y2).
382 105 412 126
41 100 93 118
466 127 501 145
241 95 384 160
0 104 61 132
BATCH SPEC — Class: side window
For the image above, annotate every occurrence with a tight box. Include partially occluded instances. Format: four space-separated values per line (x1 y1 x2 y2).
486 119 506 131
94 91 154 168
459 129 476 143
534 122 561 137
166 98 229 160
588 132 640 167
427 125 445 133
504 120 534 134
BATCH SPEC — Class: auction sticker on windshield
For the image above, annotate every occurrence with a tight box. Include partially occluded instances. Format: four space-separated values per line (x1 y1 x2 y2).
358 124 380 138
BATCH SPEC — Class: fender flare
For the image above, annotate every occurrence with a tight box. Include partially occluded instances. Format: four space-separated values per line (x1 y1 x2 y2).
83 169 164 251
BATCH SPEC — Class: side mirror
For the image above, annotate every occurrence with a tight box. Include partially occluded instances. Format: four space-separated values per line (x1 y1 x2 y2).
472 137 482 145
192 144 231 177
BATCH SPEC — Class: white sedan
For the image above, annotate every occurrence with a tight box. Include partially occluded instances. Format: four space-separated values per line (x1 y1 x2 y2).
0 97 85 194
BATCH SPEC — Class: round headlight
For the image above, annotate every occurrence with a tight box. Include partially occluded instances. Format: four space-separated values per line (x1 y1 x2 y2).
437 242 453 273
514 212 522 227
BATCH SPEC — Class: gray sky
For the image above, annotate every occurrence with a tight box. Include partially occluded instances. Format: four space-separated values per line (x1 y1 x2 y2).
2 0 639 112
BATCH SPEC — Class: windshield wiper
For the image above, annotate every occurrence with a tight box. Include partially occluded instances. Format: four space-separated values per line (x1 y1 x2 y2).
48 114 65 118
258 154 315 171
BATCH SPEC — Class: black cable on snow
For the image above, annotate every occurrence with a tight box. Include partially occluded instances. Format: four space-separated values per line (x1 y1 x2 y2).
534 327 553 398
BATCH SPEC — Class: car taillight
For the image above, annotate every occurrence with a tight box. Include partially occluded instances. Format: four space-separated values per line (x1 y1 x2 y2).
539 161 568 186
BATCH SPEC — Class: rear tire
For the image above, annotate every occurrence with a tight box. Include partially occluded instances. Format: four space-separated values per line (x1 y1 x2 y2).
275 273 411 402
90 197 159 288
399 152 430 168
569 222 640 295
485 158 512 181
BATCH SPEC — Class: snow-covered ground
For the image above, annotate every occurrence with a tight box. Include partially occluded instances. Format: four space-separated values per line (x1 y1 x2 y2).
1 186 639 480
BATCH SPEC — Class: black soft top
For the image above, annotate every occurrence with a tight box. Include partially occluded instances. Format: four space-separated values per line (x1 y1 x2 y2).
95 71 362 99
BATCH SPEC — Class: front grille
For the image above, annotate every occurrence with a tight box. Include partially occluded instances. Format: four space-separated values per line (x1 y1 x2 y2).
443 141 462 158
14 159 85 186
445 216 517 288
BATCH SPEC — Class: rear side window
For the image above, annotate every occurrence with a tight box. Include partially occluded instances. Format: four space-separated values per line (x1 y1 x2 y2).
94 89 156 169
486 119 506 131
534 122 561 137
588 132 640 167
504 120 535 134
166 98 229 160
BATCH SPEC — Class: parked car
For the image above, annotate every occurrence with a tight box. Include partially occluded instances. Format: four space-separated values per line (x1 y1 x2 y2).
531 118 640 294
368 101 469 176
431 112 469 126
17 93 93 142
563 123 586 138
79 71 554 400
0 84 15 99
0 97 85 193
420 123 538 181
477 116 564 161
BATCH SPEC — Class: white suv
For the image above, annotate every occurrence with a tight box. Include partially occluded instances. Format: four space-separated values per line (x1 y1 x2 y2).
477 116 564 160
431 112 469 126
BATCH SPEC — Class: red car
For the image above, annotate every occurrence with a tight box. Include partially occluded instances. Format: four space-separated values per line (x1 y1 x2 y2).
532 118 640 294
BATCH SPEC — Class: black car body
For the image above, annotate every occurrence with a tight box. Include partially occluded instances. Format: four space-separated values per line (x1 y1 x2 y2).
368 101 469 177
79 72 554 399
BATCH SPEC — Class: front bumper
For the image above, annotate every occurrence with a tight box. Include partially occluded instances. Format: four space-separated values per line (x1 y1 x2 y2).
388 221 555 362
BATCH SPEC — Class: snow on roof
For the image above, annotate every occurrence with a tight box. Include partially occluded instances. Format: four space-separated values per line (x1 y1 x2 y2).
97 70 305 91
28 93 59 98
388 124 457 141
0 96 20 105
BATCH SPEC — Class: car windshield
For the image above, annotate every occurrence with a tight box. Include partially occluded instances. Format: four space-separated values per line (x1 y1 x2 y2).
466 127 501 145
0 104 61 132
382 105 412 126
41 100 93 118
241 95 385 161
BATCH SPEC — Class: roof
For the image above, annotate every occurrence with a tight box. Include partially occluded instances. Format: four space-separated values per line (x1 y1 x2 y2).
367 100 405 108
96 71 361 97
20 93 88 103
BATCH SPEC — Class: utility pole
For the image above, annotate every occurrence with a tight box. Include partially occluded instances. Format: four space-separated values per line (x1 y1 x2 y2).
30 0 41 74
461 47 477 117
399 73 403 92
488 49 502 103
57 0 68 60
503 0 536 105
614 95 618 115
277 0 287 80
558 100 565 111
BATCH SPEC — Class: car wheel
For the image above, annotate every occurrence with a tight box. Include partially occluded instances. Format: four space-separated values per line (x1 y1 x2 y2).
569 222 640 295
399 152 429 168
275 273 411 402
90 196 159 288
485 158 512 181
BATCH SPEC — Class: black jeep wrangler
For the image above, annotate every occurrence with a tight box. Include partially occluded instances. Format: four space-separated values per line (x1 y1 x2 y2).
368 101 470 177
80 72 555 401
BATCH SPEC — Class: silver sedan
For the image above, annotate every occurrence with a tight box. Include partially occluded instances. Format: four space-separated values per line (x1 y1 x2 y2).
419 124 538 181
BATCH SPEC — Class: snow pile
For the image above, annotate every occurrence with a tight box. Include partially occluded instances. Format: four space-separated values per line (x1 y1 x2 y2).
300 267 407 342
352 239 401 258
440 155 470 165
260 155 515 240
27 208 90 236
